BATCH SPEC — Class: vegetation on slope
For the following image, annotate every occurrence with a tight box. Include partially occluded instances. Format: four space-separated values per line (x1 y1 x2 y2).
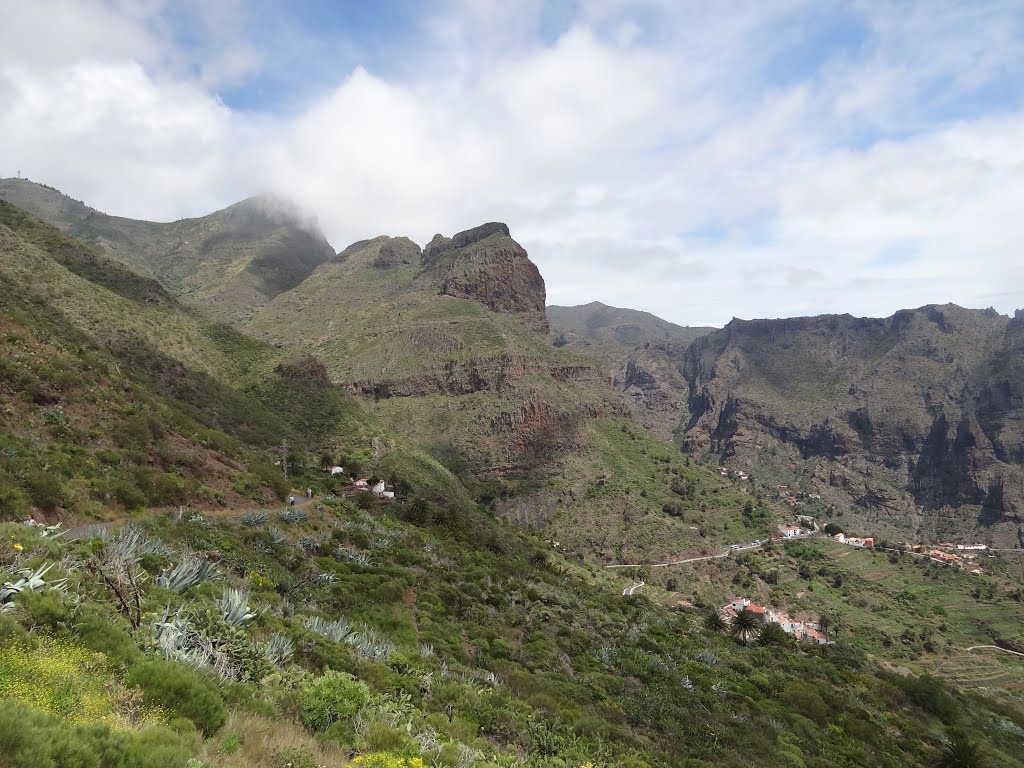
2 494 1021 768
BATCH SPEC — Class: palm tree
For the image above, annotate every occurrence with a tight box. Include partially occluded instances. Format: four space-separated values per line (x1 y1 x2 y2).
818 614 832 639
730 607 762 646
758 622 791 647
704 610 727 634
936 728 988 768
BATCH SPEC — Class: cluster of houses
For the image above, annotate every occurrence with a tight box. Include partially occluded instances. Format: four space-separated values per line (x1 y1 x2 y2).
913 542 987 574
325 466 396 499
774 485 824 506
833 532 874 548
719 467 750 481
721 597 830 644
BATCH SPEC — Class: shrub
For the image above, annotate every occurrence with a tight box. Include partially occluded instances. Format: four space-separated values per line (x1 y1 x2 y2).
0 699 192 768
126 660 228 736
300 670 370 732
73 605 142 667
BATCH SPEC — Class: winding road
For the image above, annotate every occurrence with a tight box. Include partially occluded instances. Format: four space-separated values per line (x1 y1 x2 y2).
965 645 1024 658
623 581 646 596
605 542 765 570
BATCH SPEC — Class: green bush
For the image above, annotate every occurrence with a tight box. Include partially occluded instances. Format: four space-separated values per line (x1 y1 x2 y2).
0 699 193 768
72 605 142 667
300 669 370 732
25 470 64 510
0 615 32 647
126 660 227 736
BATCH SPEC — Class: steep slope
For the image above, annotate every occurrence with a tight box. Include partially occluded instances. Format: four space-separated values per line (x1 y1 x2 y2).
677 305 1024 546
548 302 714 439
243 224 626 489
0 178 335 325
0 201 474 522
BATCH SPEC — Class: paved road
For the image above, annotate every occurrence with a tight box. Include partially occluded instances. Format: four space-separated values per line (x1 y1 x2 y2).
605 542 764 570
965 645 1024 658
623 581 646 596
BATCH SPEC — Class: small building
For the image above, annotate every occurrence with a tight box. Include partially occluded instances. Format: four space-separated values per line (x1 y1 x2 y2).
929 549 962 567
352 477 370 489
781 524 802 538
329 466 346 476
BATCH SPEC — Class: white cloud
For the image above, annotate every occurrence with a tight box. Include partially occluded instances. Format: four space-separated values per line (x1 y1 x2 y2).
0 0 1022 326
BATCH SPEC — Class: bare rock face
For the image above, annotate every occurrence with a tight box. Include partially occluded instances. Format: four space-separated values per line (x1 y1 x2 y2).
421 222 549 337
674 304 1024 545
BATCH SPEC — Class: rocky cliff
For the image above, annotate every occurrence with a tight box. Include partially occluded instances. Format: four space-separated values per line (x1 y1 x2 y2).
676 304 1024 545
422 223 549 337
546 302 714 437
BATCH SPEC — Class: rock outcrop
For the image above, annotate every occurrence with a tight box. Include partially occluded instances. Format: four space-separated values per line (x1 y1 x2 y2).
421 223 549 337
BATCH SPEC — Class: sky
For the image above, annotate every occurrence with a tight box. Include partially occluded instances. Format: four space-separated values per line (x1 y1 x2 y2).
1 0 1023 327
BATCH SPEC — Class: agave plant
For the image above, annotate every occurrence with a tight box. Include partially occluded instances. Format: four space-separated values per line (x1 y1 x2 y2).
304 615 356 643
349 623 395 663
335 546 373 566
277 508 309 524
155 553 220 593
263 632 295 666
417 642 435 658
216 587 256 626
110 524 170 561
1 563 67 613
266 527 288 546
696 649 719 668
242 510 269 527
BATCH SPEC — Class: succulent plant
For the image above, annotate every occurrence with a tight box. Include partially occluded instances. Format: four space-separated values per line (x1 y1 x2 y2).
216 587 256 626
263 632 295 666
155 553 220 593
242 510 269 527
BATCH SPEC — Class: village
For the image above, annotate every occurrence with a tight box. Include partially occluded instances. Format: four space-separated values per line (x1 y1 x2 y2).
324 464 396 499
719 596 830 644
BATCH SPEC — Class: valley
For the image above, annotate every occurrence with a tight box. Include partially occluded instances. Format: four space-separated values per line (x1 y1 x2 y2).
1 179 1022 767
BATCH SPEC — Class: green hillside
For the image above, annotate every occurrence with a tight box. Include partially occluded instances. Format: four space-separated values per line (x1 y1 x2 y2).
1 193 1023 767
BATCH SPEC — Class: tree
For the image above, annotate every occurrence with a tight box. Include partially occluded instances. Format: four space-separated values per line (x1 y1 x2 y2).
935 728 988 768
704 610 727 634
758 622 791 647
730 608 762 646
823 523 843 536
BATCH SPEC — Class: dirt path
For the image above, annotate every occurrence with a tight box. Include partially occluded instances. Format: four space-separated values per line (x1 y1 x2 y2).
605 543 763 570
965 645 1024 658
623 581 646 596
60 491 319 540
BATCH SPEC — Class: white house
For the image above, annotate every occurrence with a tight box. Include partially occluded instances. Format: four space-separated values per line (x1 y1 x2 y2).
329 466 345 476
371 480 396 499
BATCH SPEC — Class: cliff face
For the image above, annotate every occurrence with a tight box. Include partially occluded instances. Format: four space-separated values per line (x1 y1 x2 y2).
546 302 714 438
676 305 1024 545
422 223 549 337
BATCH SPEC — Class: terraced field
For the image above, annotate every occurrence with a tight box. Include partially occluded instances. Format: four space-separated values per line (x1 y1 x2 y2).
925 652 1024 692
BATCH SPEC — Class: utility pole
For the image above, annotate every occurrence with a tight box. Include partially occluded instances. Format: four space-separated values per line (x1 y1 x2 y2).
281 439 289 481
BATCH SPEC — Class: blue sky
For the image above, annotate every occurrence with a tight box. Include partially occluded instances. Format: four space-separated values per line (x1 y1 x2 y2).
1 0 1023 326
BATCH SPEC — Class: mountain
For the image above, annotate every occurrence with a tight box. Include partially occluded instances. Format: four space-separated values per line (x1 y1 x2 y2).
547 302 714 439
0 178 336 325
1 182 757 563
677 305 1024 546
2 187 1024 768
0 197 473 521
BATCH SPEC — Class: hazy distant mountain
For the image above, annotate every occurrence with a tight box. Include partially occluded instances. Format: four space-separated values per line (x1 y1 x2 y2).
0 178 335 325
